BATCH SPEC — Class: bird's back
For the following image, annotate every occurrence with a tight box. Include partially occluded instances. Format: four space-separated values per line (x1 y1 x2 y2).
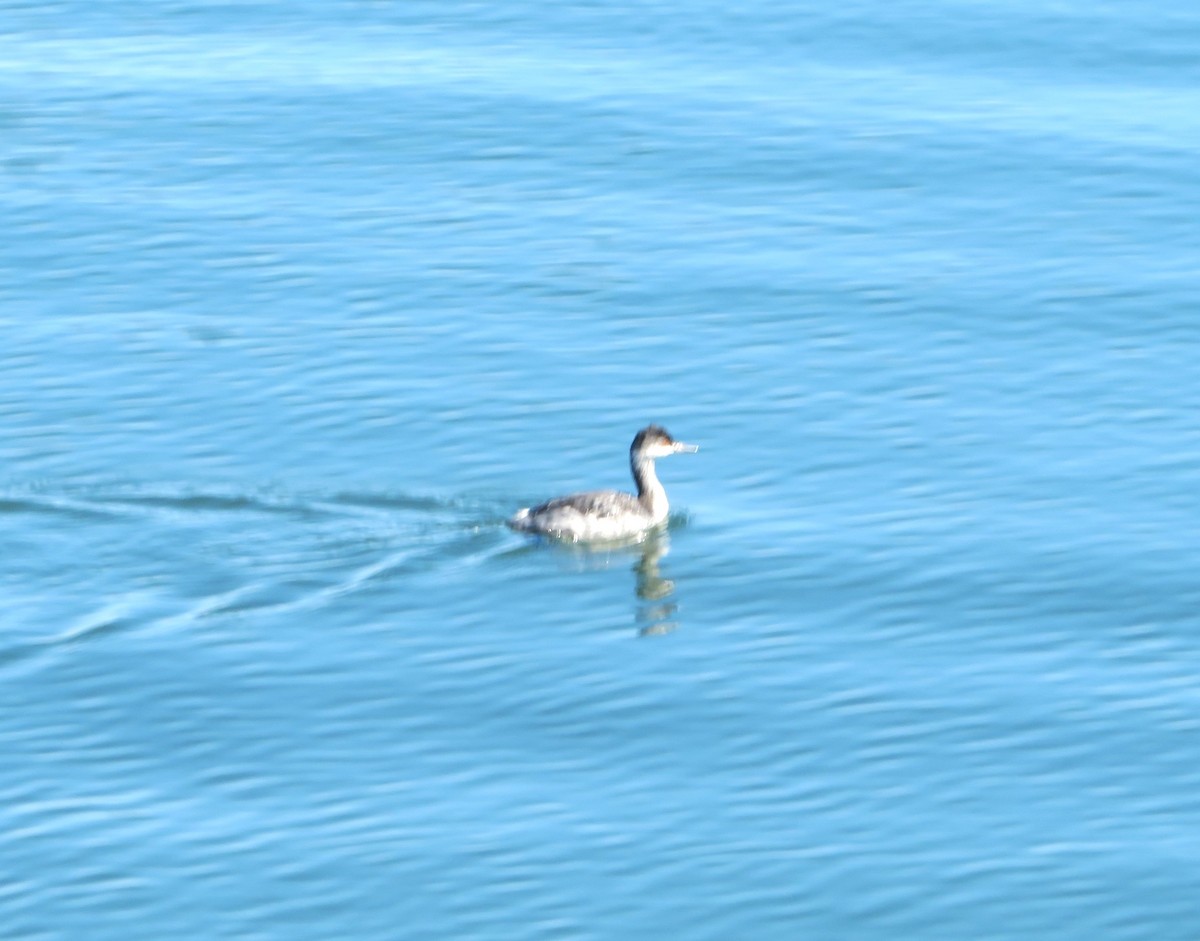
508 489 652 540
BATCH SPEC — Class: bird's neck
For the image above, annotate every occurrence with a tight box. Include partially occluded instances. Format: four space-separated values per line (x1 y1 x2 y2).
632 454 669 520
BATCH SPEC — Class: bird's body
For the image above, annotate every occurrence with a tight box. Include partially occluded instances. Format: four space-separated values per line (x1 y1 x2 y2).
508 425 698 542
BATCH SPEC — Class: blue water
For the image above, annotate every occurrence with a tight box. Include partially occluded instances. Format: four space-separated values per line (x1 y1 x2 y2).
4 2 1200 938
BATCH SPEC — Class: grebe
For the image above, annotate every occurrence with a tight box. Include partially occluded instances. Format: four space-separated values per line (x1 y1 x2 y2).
508 425 698 541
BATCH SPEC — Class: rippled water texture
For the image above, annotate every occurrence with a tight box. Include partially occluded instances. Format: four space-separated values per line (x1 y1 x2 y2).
3 2 1200 939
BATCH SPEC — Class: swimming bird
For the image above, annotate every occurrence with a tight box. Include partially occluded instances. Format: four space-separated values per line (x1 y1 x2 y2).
508 425 698 541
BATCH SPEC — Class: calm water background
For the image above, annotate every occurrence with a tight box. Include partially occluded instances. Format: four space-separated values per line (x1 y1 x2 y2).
3 2 1200 938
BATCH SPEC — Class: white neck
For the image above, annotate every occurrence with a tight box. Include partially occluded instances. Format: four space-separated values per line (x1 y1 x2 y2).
632 455 669 521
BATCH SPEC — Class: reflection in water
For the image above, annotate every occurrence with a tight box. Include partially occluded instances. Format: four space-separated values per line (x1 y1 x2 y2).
542 527 682 636
633 529 678 636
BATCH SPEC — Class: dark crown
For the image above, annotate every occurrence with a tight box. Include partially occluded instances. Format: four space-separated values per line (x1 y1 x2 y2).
631 425 673 450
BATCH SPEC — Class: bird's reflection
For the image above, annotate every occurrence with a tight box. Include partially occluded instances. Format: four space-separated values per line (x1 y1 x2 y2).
632 529 678 636
551 527 681 636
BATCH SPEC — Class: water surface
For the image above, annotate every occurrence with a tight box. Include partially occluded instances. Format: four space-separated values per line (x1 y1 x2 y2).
3 2 1200 938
